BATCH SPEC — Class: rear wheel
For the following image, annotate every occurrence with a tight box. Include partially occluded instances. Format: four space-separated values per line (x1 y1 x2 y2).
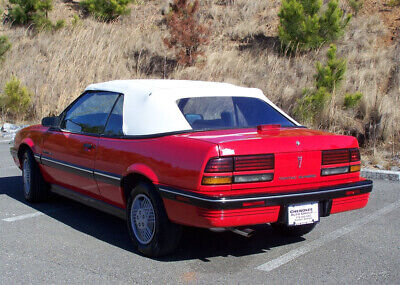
271 222 316 237
22 151 48 202
126 182 182 257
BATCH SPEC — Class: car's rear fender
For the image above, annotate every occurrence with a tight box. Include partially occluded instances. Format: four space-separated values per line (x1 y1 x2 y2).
120 164 159 205
124 163 159 184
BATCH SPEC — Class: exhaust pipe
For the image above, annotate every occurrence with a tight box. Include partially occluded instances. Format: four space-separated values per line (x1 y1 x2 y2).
209 227 255 237
228 227 254 238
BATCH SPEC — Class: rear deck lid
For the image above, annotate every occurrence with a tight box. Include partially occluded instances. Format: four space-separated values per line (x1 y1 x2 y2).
180 127 359 188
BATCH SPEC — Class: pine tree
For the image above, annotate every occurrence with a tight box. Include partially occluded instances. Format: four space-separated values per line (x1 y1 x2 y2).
80 0 132 22
0 36 11 63
278 0 322 50
7 0 64 32
296 44 346 122
300 0 321 15
8 0 53 24
164 0 210 66
278 0 351 51
319 0 351 43
314 44 346 92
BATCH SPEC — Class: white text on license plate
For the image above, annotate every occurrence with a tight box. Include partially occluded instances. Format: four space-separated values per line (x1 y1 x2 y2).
288 202 319 226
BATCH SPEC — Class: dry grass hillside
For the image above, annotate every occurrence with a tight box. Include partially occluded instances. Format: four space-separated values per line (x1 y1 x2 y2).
0 0 399 167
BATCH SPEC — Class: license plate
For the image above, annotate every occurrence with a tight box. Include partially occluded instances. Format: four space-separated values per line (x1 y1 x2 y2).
288 202 319 226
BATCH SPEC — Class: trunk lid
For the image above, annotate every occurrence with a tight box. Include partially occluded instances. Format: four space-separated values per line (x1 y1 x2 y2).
180 127 357 154
180 127 359 189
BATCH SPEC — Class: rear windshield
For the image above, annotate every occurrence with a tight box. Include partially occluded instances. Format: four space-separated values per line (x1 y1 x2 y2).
177 96 295 131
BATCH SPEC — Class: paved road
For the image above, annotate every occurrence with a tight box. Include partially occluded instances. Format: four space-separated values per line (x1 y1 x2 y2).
1 141 399 284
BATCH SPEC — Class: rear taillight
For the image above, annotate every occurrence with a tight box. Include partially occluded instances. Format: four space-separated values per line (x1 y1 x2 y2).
234 154 274 171
204 157 233 173
202 154 274 185
350 148 360 162
322 149 350 165
322 148 360 165
321 148 361 176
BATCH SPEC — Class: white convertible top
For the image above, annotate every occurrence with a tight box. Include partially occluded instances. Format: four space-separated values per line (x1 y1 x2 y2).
85 80 300 136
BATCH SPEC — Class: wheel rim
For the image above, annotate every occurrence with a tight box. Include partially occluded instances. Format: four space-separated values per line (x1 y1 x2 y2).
23 158 31 196
130 194 156 245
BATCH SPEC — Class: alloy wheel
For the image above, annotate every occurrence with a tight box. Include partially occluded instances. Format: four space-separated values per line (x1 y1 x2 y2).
23 158 31 196
130 194 156 245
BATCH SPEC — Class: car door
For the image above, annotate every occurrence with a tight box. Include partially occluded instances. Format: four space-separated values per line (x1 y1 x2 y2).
41 91 120 198
94 95 127 207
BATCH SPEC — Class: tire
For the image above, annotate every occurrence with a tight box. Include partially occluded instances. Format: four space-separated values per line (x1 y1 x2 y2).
126 182 182 257
271 222 316 237
22 151 48 202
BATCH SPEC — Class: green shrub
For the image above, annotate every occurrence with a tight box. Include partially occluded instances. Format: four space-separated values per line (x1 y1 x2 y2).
33 16 65 31
71 14 81 27
296 87 331 123
388 0 400 7
295 44 346 122
7 0 63 32
0 77 33 119
278 0 351 51
8 0 51 25
0 35 12 63
347 0 363 15
344 92 362 109
314 44 346 92
80 0 132 22
319 1 351 43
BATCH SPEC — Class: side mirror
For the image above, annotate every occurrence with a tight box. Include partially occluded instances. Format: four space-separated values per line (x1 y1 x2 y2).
41 116 58 127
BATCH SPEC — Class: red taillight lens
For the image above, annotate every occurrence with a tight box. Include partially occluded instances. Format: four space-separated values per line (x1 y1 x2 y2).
350 148 360 162
322 149 350 165
234 154 274 171
203 154 275 185
322 148 361 165
204 157 233 173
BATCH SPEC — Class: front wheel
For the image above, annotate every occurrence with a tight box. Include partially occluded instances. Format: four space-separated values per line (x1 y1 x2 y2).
126 182 182 257
271 222 316 237
22 151 48 202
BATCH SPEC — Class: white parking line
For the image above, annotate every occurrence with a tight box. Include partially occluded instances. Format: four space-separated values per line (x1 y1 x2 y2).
256 199 400 272
2 212 44 222
2 207 70 222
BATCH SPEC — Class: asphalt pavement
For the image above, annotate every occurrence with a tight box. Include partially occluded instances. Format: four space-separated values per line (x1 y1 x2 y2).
1 141 399 284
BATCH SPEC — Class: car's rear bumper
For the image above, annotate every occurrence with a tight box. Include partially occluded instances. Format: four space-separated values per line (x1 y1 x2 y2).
159 180 373 228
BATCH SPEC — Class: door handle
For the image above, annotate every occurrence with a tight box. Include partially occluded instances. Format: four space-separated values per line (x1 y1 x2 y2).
83 143 95 150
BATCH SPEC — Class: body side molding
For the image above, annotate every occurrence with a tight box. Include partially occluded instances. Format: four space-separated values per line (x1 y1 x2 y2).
40 155 121 186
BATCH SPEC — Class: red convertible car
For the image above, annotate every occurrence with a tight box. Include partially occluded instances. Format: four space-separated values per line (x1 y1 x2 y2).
10 80 372 256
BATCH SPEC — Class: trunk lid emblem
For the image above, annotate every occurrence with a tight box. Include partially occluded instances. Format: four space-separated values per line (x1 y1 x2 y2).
298 156 303 168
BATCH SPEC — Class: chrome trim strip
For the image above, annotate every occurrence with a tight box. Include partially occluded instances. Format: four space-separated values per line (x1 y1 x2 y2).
34 154 41 163
158 183 372 204
93 171 121 181
41 157 93 174
40 155 121 186
159 187 228 203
